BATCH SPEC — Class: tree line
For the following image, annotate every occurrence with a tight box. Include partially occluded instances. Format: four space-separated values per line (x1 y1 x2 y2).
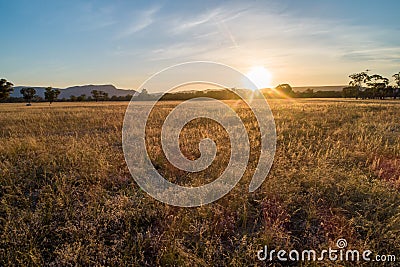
0 81 133 104
1 72 399 104
343 71 400 99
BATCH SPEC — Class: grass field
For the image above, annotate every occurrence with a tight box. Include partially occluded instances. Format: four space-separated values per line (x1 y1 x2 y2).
1 99 399 266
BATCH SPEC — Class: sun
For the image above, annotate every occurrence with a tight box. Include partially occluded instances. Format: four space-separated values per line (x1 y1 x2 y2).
246 66 273 89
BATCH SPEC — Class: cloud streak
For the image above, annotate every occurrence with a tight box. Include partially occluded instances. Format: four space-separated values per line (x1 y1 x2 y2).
116 5 161 39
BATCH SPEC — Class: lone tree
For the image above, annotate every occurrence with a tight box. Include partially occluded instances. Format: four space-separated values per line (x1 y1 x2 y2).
275 84 294 97
44 87 61 104
0 78 14 101
20 87 37 104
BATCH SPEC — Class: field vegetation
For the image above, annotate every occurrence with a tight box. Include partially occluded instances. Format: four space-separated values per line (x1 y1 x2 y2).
0 100 399 266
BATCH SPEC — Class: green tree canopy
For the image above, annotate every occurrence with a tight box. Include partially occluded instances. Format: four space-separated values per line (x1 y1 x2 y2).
44 87 61 104
0 78 14 100
20 87 37 104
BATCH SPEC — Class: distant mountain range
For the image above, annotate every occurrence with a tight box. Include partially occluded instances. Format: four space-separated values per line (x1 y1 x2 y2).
11 84 137 99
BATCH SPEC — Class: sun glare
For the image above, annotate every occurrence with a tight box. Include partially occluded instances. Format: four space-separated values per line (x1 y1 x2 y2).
246 66 272 89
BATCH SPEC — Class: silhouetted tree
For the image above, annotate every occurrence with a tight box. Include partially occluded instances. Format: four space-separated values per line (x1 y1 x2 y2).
0 78 14 101
44 87 61 104
91 90 99 102
393 72 400 87
348 72 369 99
345 71 397 99
275 84 294 97
20 87 36 104
367 74 389 99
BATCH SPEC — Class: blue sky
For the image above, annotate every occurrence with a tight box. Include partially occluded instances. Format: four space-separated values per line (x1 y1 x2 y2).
0 0 399 89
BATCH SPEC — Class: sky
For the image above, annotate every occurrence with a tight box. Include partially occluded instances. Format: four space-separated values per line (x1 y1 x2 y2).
0 0 399 89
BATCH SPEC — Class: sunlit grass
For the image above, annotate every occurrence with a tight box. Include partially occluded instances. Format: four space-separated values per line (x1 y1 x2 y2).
0 100 399 266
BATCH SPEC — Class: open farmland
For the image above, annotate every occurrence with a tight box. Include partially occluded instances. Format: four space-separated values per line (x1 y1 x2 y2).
0 99 399 266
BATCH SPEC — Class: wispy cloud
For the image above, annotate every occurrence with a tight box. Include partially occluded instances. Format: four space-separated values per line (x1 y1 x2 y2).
116 6 161 39
123 2 399 85
75 3 116 31
169 8 221 34
342 47 400 63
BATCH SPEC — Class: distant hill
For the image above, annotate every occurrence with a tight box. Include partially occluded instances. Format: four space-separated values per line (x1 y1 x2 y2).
11 84 137 99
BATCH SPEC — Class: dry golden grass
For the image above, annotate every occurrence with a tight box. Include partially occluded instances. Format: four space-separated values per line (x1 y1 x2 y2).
0 99 399 266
